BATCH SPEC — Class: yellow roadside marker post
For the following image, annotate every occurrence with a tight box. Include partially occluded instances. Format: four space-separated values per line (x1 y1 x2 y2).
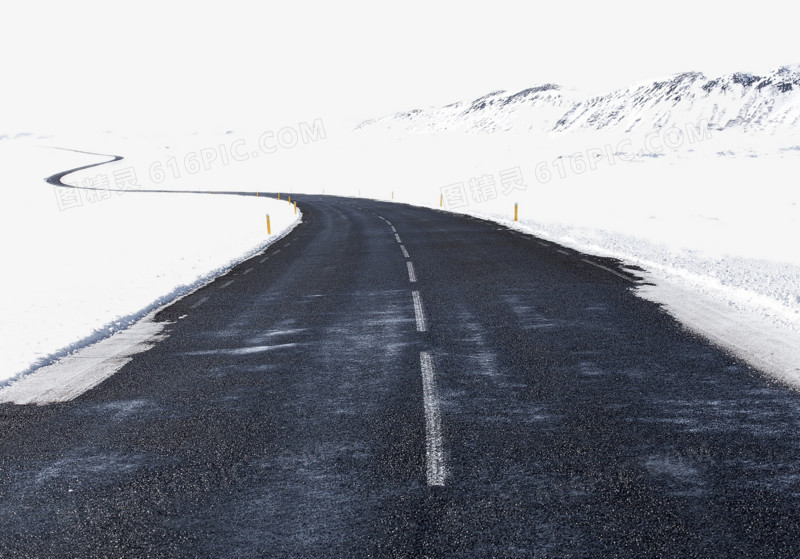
440 194 443 207
266 214 271 235
514 202 518 221
294 201 297 214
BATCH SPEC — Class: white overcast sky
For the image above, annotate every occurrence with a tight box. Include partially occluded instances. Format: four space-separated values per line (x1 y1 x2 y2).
1 0 796 135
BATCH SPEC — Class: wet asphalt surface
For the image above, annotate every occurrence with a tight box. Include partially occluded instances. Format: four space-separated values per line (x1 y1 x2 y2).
2 194 800 558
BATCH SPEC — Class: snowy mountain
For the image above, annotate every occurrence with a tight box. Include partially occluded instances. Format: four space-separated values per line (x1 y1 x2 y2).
357 65 800 136
356 84 575 134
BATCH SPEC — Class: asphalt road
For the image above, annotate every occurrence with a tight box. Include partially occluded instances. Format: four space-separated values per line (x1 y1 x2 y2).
2 194 800 557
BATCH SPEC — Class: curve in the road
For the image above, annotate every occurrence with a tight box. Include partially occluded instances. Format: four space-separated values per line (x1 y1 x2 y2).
45 147 260 198
44 147 124 187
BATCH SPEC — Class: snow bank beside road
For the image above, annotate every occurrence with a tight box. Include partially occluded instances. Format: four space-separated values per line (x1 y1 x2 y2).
0 139 298 385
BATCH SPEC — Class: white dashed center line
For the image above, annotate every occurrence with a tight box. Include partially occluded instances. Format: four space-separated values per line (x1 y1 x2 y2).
390 225 442 485
556 249 569 255
391 226 397 232
219 280 234 289
243 267 253 275
420 351 445 486
412 290 427 332
259 257 268 264
407 261 417 283
190 296 209 309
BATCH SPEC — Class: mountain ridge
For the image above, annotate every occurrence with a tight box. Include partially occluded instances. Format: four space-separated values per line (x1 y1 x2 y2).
357 64 800 136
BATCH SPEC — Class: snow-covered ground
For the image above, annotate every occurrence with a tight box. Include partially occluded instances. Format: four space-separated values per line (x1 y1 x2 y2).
0 136 299 385
2 64 799 391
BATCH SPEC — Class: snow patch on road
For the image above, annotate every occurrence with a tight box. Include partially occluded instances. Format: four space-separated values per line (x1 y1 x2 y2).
637 277 800 388
0 311 167 404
